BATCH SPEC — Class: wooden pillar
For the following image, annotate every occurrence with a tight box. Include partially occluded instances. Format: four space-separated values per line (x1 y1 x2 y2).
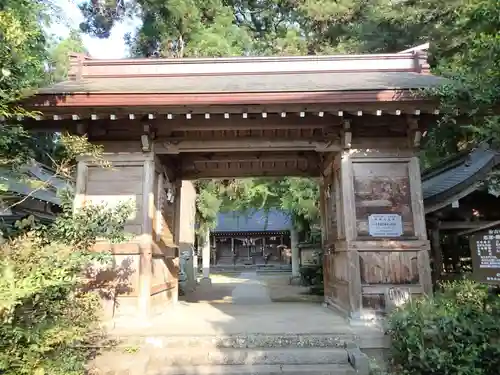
177 181 197 291
139 157 155 317
430 224 442 285
324 145 432 321
319 178 328 247
149 156 180 315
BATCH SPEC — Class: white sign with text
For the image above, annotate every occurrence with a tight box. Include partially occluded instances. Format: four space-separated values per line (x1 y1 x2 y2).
368 214 403 237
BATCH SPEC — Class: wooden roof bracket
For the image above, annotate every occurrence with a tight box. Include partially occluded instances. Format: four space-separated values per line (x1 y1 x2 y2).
76 122 88 136
406 116 421 148
141 123 156 152
342 119 352 149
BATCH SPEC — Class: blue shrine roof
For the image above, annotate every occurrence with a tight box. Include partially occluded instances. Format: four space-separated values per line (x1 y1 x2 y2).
214 209 293 233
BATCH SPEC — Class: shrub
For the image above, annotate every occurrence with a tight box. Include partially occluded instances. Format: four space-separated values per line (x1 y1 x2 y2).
0 193 132 375
387 280 500 375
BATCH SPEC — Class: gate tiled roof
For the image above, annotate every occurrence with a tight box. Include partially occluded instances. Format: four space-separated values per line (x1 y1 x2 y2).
38 71 444 95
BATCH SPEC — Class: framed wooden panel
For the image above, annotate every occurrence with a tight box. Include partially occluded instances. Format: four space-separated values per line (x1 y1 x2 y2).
352 161 414 239
359 251 419 284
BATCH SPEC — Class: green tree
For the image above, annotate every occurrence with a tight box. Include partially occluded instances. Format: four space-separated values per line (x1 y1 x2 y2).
0 0 56 187
388 281 500 375
80 0 252 57
0 192 133 375
195 178 319 235
0 3 138 375
0 0 49 116
48 29 88 82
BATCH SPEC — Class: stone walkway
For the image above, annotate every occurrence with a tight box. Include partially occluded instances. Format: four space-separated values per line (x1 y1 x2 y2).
92 272 388 375
231 271 272 305
111 271 351 336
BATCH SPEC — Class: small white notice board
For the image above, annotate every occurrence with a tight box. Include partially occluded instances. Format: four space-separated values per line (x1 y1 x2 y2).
368 214 403 237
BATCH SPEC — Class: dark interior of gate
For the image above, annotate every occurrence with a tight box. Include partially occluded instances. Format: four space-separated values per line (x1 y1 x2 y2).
20 52 443 320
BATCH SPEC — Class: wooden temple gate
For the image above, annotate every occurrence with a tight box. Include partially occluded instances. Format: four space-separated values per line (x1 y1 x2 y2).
21 52 440 321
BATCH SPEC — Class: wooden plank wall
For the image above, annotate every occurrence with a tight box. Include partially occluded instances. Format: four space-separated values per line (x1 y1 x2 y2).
76 155 149 318
75 152 182 318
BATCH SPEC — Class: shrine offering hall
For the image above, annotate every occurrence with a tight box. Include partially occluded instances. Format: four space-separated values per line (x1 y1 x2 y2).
20 52 442 321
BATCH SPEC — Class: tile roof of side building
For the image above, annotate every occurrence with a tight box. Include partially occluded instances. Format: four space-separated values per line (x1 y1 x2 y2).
0 161 72 205
422 145 500 214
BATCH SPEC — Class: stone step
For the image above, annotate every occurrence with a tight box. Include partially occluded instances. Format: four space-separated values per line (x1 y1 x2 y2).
145 347 348 367
109 333 355 349
147 364 356 375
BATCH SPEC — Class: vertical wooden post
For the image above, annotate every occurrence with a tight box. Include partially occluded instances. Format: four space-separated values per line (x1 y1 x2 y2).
73 160 88 212
138 157 155 318
409 157 432 295
173 180 182 245
319 178 328 247
339 152 357 241
430 224 442 285
339 152 362 317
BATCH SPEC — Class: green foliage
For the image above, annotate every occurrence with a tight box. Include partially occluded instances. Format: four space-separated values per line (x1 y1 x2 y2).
39 189 133 251
0 192 133 375
418 0 500 166
194 180 222 238
0 0 52 182
387 280 500 375
0 2 138 375
0 0 50 117
194 178 319 234
47 30 88 82
0 0 91 187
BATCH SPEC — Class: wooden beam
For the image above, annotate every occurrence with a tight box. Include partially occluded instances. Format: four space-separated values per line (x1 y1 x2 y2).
181 167 319 179
160 134 337 143
22 115 340 132
155 139 341 153
180 151 319 164
438 221 499 230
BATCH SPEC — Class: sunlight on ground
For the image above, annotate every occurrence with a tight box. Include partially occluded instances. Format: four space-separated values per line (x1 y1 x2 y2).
192 272 323 304
209 274 251 284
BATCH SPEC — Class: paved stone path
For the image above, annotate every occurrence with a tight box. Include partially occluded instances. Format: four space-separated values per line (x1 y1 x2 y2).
231 271 272 305
92 272 388 375
111 271 350 336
